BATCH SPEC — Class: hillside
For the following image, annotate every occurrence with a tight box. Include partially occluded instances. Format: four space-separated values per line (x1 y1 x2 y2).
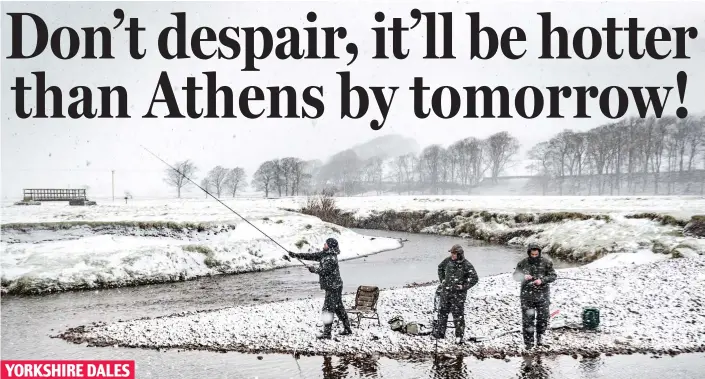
348 134 420 160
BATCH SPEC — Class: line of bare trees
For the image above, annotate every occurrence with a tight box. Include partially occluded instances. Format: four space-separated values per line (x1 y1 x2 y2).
163 160 247 198
381 131 520 195
526 114 705 195
251 157 313 197
250 131 521 196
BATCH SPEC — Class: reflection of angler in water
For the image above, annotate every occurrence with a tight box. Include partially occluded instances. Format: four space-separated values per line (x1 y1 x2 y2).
321 356 348 379
429 355 467 379
339 354 380 378
519 355 553 379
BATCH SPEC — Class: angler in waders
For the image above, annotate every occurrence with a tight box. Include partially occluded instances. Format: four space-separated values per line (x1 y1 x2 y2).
432 244 479 344
284 238 353 339
512 243 557 350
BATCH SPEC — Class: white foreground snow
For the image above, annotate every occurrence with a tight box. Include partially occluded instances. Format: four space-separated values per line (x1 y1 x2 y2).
2 196 703 293
58 256 705 359
0 199 401 294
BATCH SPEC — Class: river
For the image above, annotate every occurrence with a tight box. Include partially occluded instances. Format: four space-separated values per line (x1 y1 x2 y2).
2 229 703 378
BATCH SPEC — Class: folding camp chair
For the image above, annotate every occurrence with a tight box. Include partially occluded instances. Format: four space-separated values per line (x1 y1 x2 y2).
345 285 381 328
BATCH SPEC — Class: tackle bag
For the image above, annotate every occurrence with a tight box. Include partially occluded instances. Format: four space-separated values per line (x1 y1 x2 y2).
388 316 405 332
388 316 430 336
403 321 429 335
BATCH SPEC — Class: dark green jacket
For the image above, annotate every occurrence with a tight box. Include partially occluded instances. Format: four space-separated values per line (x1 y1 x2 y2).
437 257 479 297
512 256 557 303
291 249 343 290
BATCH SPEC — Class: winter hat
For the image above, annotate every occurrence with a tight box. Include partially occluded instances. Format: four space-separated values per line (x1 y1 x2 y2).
326 238 339 251
449 244 465 260
527 243 541 257
449 244 464 254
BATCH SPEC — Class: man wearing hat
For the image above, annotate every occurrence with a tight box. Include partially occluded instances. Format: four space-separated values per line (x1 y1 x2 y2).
433 244 479 343
513 243 557 350
285 237 353 339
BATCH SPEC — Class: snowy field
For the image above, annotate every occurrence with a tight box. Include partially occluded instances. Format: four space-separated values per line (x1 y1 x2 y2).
266 195 705 220
56 256 705 359
0 199 401 295
272 195 705 263
2 195 703 294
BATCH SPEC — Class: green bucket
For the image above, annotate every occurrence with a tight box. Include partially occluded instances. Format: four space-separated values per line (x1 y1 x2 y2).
582 307 600 330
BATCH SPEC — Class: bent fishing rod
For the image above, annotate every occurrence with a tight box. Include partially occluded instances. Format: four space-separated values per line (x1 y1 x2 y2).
141 145 311 269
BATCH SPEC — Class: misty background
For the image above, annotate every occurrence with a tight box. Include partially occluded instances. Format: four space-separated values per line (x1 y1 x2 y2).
2 1 705 200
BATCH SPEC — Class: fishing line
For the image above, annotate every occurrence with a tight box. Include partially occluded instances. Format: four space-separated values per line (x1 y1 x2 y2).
556 277 601 283
140 145 311 269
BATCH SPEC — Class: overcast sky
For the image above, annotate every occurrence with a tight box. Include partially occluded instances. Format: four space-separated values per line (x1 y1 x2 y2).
2 1 704 199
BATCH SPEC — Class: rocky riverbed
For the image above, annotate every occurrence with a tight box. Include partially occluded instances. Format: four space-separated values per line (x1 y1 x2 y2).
56 255 705 360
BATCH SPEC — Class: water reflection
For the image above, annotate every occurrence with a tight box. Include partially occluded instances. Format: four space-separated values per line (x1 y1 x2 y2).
517 355 552 379
315 353 561 379
340 355 380 377
430 355 468 379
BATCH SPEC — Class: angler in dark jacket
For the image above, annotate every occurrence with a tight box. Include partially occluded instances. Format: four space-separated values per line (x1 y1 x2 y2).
512 243 557 349
432 244 479 343
285 237 352 339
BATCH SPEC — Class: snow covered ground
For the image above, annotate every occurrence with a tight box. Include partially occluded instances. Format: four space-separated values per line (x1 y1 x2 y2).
56 255 705 359
267 195 705 220
0 199 401 295
270 195 705 263
2 196 703 294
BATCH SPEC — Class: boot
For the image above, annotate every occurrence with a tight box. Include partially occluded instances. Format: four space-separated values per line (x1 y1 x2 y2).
338 314 352 336
338 327 352 336
317 324 332 340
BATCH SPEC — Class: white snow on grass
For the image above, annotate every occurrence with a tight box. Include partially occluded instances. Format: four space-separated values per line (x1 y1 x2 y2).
1 199 401 294
272 195 705 263
2 196 703 293
267 195 705 220
57 256 705 358
584 249 670 269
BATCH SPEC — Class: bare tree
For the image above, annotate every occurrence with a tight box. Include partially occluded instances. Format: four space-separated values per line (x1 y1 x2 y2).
290 158 310 195
200 177 211 199
205 166 229 198
280 157 299 195
225 167 246 197
527 141 555 195
467 138 488 187
419 145 444 194
484 131 520 183
390 155 409 194
163 160 197 198
252 161 277 198
404 153 417 194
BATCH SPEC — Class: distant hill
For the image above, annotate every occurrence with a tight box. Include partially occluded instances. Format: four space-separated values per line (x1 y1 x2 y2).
348 134 421 161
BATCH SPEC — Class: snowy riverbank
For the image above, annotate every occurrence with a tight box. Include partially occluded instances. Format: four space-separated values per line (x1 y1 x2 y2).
279 195 705 263
0 200 402 295
55 255 705 359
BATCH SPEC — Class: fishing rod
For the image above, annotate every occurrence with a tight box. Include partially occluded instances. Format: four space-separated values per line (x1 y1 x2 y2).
140 145 311 269
557 277 601 283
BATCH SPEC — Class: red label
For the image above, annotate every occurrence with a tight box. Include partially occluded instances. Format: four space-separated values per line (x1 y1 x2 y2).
0 361 135 379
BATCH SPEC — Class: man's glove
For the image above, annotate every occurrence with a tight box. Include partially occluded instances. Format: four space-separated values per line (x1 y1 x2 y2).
307 266 317 273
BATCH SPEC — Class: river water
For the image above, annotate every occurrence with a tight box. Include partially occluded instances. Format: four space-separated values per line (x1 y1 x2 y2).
2 229 703 378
